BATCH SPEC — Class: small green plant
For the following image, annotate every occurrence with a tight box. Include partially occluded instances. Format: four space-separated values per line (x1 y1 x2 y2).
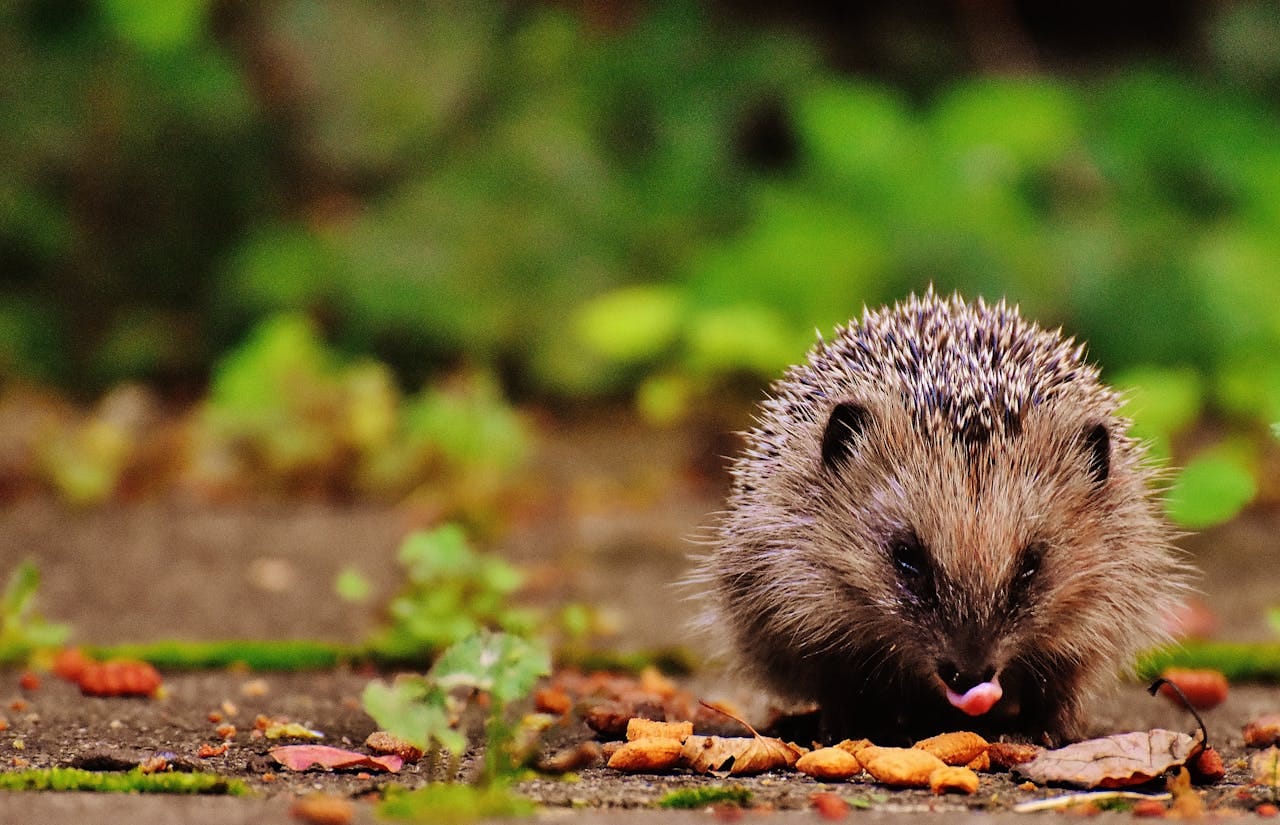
0 560 70 663
657 786 752 809
363 630 551 784
370 525 539 659
0 767 248 794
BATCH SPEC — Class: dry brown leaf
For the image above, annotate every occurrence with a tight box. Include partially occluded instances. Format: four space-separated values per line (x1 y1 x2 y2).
1252 747 1280 788
680 734 801 776
364 731 422 763
928 765 980 795
626 718 693 742
607 737 683 772
914 731 988 766
859 746 947 788
1015 729 1201 789
796 747 861 781
1245 715 1280 748
987 741 1042 770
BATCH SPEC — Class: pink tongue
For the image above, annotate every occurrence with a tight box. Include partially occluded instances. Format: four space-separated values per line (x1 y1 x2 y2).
945 679 1002 716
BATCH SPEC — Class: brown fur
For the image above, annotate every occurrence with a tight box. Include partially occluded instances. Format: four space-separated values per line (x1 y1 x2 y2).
694 290 1192 745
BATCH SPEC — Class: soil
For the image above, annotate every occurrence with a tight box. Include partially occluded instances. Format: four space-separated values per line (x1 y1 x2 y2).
0 415 1278 823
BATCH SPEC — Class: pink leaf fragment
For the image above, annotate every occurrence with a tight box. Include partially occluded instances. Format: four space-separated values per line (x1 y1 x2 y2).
270 744 403 773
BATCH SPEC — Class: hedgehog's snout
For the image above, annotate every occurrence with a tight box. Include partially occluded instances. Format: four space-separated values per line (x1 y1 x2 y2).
937 660 1004 716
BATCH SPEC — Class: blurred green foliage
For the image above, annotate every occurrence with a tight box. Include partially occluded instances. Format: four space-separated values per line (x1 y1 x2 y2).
2 1 1279 525
372 524 538 659
0 560 71 662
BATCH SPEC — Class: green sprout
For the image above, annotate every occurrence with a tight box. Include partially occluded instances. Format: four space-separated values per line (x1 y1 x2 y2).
362 630 551 785
0 560 70 663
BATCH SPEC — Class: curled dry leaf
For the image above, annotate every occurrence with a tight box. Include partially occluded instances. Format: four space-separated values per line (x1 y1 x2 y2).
1245 715 1280 748
928 765 980 795
680 734 801 776
1015 729 1201 789
1158 668 1228 710
796 747 861 781
626 718 692 742
270 745 402 773
607 737 683 772
987 741 1042 770
859 746 947 788
914 731 988 766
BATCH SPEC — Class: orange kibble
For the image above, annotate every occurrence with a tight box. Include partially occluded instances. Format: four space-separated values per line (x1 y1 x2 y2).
215 723 237 740
289 793 353 825
1258 803 1279 818
796 747 861 781
197 743 229 758
859 746 947 788
18 672 39 692
928 765 980 795
606 737 684 772
914 731 989 766
625 718 693 742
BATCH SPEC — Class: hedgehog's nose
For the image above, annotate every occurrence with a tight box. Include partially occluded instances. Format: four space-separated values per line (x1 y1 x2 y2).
937 661 996 694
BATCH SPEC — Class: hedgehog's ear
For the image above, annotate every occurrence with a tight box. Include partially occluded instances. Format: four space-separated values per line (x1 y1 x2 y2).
821 402 871 471
1080 422 1110 486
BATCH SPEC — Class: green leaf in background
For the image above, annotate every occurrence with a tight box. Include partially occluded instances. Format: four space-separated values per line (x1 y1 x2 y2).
1166 451 1258 528
574 285 685 364
0 561 70 654
1115 365 1203 458
102 0 209 52
430 631 550 705
334 567 372 603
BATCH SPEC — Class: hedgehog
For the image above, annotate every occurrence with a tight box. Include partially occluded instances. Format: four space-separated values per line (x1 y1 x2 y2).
696 289 1192 745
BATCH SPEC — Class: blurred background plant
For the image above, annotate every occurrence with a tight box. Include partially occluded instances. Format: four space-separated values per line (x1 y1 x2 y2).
1 0 1278 528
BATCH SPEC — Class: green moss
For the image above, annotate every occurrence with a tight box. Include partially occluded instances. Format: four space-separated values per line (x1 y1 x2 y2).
89 639 354 670
378 783 536 821
657 786 752 809
0 767 249 795
1137 641 1280 682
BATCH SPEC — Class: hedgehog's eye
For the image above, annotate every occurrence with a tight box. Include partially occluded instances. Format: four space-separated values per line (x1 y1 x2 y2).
890 533 929 581
1013 542 1044 587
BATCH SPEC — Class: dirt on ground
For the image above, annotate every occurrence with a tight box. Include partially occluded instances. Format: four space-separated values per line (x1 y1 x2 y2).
0 415 1278 824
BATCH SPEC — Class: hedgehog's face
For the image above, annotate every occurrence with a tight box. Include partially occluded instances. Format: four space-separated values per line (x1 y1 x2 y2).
809 390 1165 723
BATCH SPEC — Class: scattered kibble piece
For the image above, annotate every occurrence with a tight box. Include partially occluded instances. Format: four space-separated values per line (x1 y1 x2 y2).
796 747 861 781
928 765 979 795
606 737 684 772
1245 715 1280 748
914 731 988 766
626 718 692 742
859 746 947 788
